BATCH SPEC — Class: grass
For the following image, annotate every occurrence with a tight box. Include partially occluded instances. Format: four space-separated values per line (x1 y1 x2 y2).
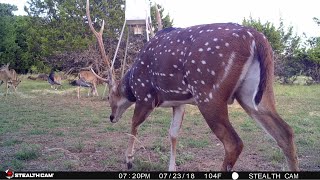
0 77 319 171
15 144 41 161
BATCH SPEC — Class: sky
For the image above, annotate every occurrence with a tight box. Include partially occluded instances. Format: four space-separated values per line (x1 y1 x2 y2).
1 0 319 38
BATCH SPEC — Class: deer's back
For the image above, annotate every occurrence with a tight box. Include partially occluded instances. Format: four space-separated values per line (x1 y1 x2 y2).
129 23 271 103
79 71 97 84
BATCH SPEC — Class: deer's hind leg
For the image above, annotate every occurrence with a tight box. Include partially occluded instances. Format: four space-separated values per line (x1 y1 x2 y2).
235 78 299 171
197 101 243 171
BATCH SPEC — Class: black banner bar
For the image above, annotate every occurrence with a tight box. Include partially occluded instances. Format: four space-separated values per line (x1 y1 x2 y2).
1 171 319 179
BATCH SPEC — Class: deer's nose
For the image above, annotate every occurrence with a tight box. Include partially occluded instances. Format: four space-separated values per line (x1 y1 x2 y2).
110 115 115 122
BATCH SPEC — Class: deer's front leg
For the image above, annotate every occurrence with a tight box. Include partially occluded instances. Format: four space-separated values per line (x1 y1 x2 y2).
126 103 154 169
168 105 185 171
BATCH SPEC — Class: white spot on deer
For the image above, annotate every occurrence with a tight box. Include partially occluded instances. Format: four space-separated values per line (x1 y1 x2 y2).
188 52 192 56
197 68 201 73
177 39 180 42
211 70 215 76
170 41 173 44
209 92 213 99
144 97 148 102
190 35 193 39
213 38 218 42
181 51 184 55
225 28 229 30
182 40 185 44
225 43 230 47
205 42 209 46
232 33 239 37
199 30 203 33
173 65 178 68
191 60 195 64
247 31 253 37
141 61 144 64
207 47 211 51
201 60 206 64
147 94 152 98
218 27 222 29
194 81 198 84
169 74 174 77
189 29 192 32
141 83 145 87
199 48 203 52
201 80 205 84
220 51 236 83
216 46 220 49
219 53 223 57
172 52 175 55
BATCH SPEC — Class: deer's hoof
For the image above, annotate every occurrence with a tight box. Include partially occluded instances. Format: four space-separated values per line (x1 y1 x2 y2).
127 162 133 170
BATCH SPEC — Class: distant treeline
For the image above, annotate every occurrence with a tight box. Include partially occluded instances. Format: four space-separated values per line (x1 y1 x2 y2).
0 1 319 83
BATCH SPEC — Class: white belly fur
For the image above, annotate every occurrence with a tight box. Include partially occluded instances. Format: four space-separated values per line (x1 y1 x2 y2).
159 98 196 107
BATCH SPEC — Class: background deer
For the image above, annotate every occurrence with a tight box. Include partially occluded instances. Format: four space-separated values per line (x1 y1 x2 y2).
48 69 62 90
7 69 21 92
86 0 299 171
77 70 99 99
0 64 20 95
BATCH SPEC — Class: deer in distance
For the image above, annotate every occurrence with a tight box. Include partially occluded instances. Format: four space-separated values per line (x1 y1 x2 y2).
8 69 21 92
86 0 299 171
0 64 21 95
48 69 62 90
76 70 99 99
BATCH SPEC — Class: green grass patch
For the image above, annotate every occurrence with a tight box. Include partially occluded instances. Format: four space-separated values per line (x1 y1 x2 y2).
15 144 41 161
1 139 22 147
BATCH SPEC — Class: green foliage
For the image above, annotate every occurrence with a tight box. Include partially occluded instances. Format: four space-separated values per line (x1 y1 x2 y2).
150 4 173 32
1 1 174 73
26 0 109 57
0 3 17 16
297 17 320 83
0 4 33 73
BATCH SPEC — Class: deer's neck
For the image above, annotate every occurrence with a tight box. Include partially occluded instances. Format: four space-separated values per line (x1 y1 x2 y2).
121 70 136 102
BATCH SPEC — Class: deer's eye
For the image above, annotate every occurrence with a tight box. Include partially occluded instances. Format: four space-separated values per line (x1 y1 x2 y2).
107 96 110 101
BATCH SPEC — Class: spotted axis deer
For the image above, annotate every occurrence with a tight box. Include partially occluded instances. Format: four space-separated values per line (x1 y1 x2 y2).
86 0 299 171
77 70 99 99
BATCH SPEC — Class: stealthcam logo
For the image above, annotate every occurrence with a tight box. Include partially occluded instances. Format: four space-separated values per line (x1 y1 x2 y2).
5 169 14 179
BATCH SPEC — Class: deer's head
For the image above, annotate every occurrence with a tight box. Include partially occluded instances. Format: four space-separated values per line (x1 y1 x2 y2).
90 69 134 123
